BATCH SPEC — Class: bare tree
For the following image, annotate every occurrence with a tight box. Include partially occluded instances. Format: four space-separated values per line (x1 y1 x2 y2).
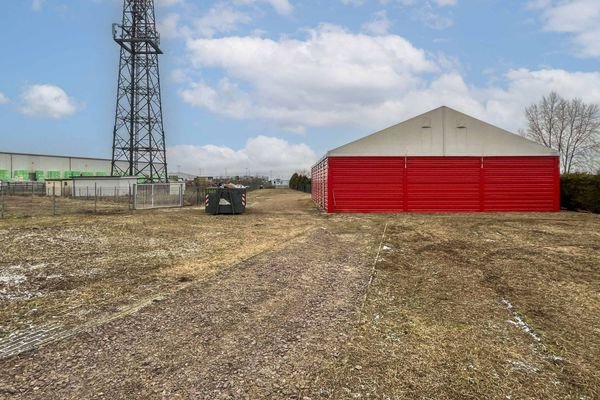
525 92 600 173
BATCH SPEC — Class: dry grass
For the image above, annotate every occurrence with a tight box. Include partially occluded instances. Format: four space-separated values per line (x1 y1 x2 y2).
316 212 600 400
0 190 316 336
1 191 599 399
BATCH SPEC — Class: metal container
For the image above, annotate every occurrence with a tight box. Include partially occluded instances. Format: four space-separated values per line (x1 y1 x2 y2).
205 188 247 214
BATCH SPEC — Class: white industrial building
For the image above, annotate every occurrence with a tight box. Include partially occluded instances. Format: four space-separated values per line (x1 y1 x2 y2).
0 151 129 182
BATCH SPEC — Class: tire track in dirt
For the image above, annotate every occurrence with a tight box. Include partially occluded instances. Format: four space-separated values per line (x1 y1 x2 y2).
0 227 316 361
0 224 376 399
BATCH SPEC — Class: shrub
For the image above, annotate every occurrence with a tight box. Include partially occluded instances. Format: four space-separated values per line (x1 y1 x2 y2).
289 173 311 193
561 174 600 213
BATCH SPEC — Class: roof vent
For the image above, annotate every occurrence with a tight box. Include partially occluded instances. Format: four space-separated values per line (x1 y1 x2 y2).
421 117 431 128
456 117 467 129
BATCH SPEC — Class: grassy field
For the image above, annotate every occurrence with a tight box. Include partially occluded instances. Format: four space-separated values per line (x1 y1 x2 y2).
0 190 316 336
0 189 598 399
318 213 600 399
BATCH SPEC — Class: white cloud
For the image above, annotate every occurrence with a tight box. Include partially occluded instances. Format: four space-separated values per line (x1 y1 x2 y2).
432 0 457 6
380 0 457 7
194 4 252 37
155 0 184 7
380 0 456 29
479 69 600 127
31 0 44 11
341 0 365 6
19 84 79 119
178 22 600 135
362 11 391 35
159 4 252 39
415 4 454 30
158 13 183 39
526 0 551 9
181 24 437 131
167 136 316 177
0 92 9 105
234 0 293 16
531 0 600 57
170 68 191 83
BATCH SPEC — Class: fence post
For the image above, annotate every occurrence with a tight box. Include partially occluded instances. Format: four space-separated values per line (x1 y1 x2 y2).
52 183 56 216
1 186 4 219
180 184 183 207
151 184 154 208
94 183 97 214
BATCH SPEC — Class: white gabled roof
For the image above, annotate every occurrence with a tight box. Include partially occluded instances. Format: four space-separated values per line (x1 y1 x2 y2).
328 106 558 157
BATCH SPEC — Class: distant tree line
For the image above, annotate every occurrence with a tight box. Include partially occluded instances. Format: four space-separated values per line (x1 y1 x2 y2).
289 173 311 193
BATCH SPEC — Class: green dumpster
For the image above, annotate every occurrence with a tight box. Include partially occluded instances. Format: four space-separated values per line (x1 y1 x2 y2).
205 188 247 215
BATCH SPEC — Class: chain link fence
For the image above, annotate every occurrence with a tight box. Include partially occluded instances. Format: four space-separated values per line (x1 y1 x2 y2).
133 183 184 210
0 183 131 218
0 182 185 218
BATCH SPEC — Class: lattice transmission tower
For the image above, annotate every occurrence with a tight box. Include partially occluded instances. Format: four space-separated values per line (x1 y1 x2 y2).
111 0 168 182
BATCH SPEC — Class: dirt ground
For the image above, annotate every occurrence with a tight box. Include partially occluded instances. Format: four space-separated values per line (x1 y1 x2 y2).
318 213 600 400
0 189 599 399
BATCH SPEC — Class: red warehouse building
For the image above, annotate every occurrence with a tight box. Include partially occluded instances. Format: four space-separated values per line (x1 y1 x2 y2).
312 106 560 213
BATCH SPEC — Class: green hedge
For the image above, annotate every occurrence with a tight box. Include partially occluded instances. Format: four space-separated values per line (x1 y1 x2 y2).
561 174 600 213
289 173 311 193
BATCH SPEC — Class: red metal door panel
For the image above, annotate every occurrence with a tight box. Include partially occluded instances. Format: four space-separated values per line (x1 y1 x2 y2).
329 157 404 212
483 156 558 212
406 157 481 212
321 155 559 213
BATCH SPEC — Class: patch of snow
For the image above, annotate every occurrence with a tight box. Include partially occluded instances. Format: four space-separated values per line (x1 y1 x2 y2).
502 298 541 343
0 290 41 301
509 359 539 373
6 263 47 271
0 273 26 285
508 316 542 342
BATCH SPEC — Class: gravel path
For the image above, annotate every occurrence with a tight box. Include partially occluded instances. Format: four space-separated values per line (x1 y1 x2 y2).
1 225 375 399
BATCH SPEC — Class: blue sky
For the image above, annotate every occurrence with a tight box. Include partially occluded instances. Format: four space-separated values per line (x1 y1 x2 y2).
0 0 599 177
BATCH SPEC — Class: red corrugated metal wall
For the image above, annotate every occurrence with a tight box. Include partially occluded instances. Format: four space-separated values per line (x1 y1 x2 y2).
482 157 559 212
329 157 404 212
407 157 481 212
321 156 559 213
311 157 328 211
